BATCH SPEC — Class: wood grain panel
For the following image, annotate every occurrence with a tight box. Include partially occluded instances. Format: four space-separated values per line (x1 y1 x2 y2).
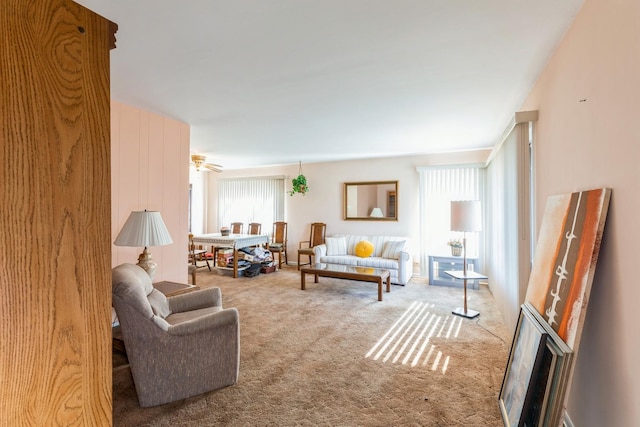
0 1 115 424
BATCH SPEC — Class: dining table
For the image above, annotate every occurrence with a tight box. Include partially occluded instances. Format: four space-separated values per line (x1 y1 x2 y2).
191 233 270 278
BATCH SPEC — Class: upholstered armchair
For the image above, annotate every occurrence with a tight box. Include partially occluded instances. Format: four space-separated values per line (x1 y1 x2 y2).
112 263 239 407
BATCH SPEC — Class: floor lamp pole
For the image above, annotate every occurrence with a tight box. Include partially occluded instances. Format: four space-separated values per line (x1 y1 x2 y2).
462 233 468 314
451 231 480 319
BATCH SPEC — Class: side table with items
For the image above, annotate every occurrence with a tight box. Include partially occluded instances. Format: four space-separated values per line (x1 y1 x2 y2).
428 255 480 289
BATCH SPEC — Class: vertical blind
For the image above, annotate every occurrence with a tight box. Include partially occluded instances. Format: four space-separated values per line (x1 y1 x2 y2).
484 122 532 331
217 177 285 235
417 166 484 277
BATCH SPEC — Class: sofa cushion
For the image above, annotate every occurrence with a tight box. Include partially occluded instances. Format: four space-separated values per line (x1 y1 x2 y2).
319 255 359 265
354 240 374 258
381 240 407 259
326 237 347 255
355 257 399 270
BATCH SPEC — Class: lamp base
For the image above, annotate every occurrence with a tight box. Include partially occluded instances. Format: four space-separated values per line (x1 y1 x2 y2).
136 247 157 280
452 307 480 319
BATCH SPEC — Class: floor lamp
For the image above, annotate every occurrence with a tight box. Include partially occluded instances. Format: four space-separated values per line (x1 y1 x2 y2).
450 200 482 319
114 210 173 280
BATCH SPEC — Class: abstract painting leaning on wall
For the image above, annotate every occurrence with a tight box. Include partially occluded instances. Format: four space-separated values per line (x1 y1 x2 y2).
525 188 611 351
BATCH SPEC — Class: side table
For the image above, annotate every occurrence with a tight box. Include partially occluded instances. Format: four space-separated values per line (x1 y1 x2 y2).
153 281 199 296
444 270 488 319
428 255 479 289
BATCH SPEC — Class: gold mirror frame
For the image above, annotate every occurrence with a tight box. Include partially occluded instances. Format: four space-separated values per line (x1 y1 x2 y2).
343 181 398 221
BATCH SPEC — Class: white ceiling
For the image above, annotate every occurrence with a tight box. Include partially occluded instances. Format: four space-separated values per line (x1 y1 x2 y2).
77 0 583 170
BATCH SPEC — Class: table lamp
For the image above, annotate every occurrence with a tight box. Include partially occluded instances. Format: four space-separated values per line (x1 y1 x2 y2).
450 200 482 318
114 210 173 280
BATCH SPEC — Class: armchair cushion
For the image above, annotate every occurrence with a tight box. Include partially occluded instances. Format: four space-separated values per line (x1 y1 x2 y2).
166 307 239 335
148 289 171 318
112 263 155 320
168 287 221 313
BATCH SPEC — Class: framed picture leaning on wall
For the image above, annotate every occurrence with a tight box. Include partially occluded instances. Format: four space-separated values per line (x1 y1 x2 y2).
499 305 548 426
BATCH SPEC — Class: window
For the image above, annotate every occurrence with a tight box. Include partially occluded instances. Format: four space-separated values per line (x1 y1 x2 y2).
217 177 285 235
417 166 484 277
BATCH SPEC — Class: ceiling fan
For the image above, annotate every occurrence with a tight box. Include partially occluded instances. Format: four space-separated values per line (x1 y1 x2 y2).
190 154 223 172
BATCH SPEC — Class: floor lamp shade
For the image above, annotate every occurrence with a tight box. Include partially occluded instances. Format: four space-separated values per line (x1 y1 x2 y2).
450 200 482 232
114 210 173 279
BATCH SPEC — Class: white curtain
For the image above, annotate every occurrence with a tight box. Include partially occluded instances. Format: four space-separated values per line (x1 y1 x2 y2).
417 166 484 277
217 177 285 235
188 169 207 234
485 122 532 332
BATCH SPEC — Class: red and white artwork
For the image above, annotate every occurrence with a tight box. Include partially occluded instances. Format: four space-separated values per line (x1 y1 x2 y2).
525 188 611 350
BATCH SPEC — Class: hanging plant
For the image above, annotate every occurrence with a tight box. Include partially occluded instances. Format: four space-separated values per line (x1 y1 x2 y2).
289 161 309 196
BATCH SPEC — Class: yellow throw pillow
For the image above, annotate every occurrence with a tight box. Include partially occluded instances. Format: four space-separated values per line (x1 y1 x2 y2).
354 240 374 258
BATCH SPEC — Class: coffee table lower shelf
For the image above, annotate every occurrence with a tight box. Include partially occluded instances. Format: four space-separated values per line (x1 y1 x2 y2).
300 264 391 301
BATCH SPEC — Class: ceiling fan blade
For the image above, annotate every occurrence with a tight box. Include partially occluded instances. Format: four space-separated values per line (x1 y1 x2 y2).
204 163 223 172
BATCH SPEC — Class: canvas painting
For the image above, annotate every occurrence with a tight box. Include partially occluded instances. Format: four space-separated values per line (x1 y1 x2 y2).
525 188 611 350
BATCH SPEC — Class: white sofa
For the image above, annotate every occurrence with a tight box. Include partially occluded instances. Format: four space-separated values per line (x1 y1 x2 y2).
313 234 412 285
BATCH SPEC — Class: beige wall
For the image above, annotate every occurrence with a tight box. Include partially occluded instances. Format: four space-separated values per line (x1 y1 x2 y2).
520 0 639 424
206 150 490 263
111 101 190 283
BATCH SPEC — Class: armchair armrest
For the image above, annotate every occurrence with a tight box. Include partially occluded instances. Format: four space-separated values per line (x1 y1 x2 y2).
168 287 222 313
167 307 239 336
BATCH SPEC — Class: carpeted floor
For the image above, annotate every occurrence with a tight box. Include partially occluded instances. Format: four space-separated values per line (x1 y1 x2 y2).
113 265 512 426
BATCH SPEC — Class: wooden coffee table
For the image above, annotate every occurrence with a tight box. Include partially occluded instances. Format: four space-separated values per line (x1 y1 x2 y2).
300 263 391 301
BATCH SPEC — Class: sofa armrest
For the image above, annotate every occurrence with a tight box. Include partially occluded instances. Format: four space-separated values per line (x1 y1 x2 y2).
313 244 327 258
167 307 239 336
398 251 411 262
396 250 413 285
168 287 222 313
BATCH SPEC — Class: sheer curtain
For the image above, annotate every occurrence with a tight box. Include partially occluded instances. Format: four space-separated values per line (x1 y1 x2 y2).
217 176 285 235
188 169 207 234
417 166 484 277
485 122 532 331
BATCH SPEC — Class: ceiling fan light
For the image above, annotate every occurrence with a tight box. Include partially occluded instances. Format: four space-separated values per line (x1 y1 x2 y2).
191 154 206 172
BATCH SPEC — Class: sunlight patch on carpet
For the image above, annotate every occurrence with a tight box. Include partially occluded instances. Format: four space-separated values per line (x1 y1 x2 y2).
365 301 463 372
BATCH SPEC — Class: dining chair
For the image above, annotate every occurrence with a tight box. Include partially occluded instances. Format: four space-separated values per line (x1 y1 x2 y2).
188 233 211 271
267 221 288 268
297 222 326 270
248 223 262 235
230 222 244 234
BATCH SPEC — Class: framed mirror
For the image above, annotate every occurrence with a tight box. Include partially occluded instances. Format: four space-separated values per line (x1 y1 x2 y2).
343 181 398 221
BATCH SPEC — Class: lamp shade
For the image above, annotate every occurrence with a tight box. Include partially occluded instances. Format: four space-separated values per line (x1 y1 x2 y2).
114 211 173 247
370 207 384 218
450 200 482 232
